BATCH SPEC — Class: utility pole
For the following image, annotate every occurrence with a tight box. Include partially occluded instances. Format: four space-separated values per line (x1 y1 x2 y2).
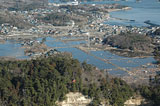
24 0 26 4
87 32 90 48
43 0 45 6
43 0 47 7
16 0 21 9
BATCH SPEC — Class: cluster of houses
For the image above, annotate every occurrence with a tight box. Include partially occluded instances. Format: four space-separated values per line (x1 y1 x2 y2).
153 28 160 37
0 3 160 48
0 23 18 35
21 40 41 46
0 6 77 36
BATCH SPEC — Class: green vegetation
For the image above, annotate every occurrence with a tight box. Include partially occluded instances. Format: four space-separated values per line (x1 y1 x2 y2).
38 12 87 26
154 46 160 64
139 73 160 106
139 45 160 106
41 13 71 26
0 55 133 106
103 32 154 52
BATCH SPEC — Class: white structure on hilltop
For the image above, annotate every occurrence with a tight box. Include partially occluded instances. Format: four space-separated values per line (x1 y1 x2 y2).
69 0 79 5
49 0 79 6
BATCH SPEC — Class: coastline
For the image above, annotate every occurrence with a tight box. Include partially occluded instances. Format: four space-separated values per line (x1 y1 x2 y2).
101 6 132 25
107 6 132 12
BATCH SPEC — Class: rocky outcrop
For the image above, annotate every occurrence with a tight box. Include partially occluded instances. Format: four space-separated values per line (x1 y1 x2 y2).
57 93 153 106
124 95 153 106
56 92 92 106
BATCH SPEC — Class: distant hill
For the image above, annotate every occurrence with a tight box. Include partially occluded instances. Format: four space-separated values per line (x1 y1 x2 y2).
0 0 48 10
58 0 115 2
103 33 154 53
0 11 33 29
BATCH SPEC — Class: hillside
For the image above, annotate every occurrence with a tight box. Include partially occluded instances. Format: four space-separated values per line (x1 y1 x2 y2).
103 33 154 54
0 11 33 29
0 0 48 10
38 12 88 26
0 54 133 106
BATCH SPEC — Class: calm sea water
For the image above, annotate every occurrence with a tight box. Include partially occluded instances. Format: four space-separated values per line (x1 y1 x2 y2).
80 0 160 26
49 0 160 26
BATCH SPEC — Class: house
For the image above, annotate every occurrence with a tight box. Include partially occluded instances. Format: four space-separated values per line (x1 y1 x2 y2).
154 28 160 35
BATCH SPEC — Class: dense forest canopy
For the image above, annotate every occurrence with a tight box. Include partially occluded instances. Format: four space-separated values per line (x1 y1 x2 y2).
0 54 133 106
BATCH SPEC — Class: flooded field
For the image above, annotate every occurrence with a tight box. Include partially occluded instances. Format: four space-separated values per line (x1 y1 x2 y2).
0 36 157 76
0 40 28 59
0 36 156 75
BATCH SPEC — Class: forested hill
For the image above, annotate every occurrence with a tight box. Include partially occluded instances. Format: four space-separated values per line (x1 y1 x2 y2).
0 54 133 106
0 0 48 10
0 0 48 5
